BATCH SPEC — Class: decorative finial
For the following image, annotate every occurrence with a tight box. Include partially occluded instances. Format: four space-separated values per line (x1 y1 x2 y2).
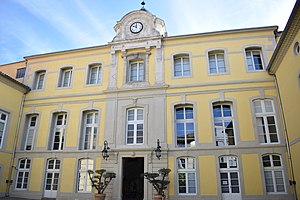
141 1 145 10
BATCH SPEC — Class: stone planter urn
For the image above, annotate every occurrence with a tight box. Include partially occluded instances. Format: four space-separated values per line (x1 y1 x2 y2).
153 194 163 200
94 193 106 200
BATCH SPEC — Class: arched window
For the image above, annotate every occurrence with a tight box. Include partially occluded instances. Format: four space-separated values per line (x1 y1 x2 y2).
208 50 227 74
0 110 8 149
80 111 98 150
129 60 144 82
126 108 144 144
213 102 235 146
49 112 67 150
24 114 39 150
58 67 73 87
219 156 240 197
87 63 102 85
44 159 61 198
173 54 191 77
175 105 195 148
177 157 196 194
245 47 264 71
262 154 286 193
253 99 279 144
77 159 94 192
15 159 31 189
33 70 46 90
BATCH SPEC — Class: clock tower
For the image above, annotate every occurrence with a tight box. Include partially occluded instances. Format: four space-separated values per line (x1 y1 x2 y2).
112 8 167 42
108 7 167 90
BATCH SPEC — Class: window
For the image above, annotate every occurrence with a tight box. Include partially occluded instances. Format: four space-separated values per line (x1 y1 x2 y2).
245 48 264 71
16 68 26 79
174 54 191 77
0 111 8 149
254 99 279 144
129 61 144 82
77 159 94 192
24 115 38 150
177 157 196 194
81 111 98 150
262 154 286 193
208 50 226 74
33 71 46 90
213 103 235 146
51 113 67 150
87 64 102 85
175 105 195 148
219 156 240 195
126 108 144 144
58 67 72 87
44 159 60 196
15 159 31 189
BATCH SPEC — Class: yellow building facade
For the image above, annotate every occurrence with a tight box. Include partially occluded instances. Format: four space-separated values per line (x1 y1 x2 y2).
0 3 298 200
267 1 300 199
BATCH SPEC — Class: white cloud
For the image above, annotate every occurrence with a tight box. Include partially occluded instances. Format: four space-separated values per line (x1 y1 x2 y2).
15 0 110 47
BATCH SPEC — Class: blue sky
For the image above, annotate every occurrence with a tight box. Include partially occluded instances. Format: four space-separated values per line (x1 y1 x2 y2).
0 0 297 65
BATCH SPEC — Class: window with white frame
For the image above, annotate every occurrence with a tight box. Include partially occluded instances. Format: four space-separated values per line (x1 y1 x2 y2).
213 103 235 146
174 54 191 77
87 64 102 85
128 61 144 82
177 157 196 194
175 105 195 148
77 159 94 192
15 159 31 189
51 113 67 150
24 115 38 150
81 111 98 150
0 111 8 149
45 159 60 193
245 48 264 71
58 67 72 87
262 154 286 193
208 50 227 74
253 99 279 144
219 156 240 194
126 108 144 144
34 71 46 90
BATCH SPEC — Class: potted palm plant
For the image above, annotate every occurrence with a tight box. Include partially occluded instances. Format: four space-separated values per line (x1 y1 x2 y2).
88 169 116 200
143 168 171 200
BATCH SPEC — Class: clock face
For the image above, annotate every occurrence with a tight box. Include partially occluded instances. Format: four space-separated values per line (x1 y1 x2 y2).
130 22 143 33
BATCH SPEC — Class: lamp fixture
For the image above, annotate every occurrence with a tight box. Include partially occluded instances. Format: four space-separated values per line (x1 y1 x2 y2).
102 140 110 160
155 139 162 160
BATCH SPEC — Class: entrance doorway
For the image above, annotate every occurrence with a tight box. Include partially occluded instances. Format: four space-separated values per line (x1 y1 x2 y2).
122 157 144 200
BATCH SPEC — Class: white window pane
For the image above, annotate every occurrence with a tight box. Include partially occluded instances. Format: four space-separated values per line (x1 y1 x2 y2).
137 109 143 120
254 101 262 113
264 101 274 112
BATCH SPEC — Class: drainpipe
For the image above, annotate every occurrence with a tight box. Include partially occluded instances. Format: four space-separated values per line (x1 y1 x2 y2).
273 74 298 200
5 93 25 197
